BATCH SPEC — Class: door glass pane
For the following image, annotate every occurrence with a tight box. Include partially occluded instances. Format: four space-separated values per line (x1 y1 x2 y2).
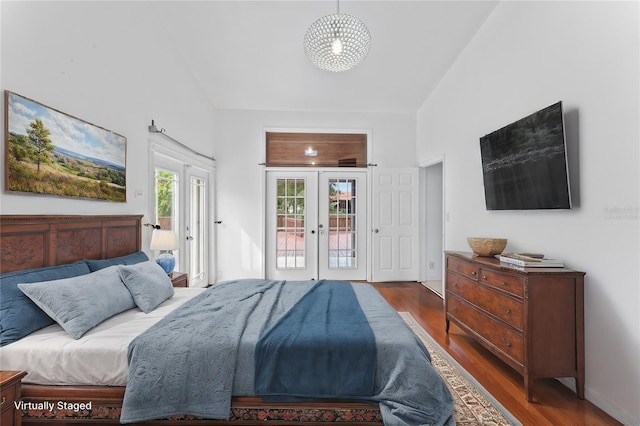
328 179 357 269
154 168 179 270
190 176 206 283
276 178 306 269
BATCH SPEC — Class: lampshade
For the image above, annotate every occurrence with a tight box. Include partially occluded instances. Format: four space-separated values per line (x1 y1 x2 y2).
150 230 178 273
150 230 179 251
303 2 371 72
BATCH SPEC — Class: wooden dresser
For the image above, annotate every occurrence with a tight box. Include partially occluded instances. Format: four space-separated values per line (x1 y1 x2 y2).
445 251 585 402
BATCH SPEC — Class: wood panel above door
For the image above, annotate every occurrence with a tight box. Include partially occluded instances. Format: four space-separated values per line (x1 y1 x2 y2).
266 132 367 167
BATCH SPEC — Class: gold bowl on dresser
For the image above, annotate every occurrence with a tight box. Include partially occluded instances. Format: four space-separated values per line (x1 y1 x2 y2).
466 237 507 256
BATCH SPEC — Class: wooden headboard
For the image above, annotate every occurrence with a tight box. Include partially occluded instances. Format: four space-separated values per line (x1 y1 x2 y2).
0 215 143 273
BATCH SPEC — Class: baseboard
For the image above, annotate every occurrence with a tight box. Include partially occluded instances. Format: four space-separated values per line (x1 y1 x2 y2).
421 280 442 296
557 378 637 426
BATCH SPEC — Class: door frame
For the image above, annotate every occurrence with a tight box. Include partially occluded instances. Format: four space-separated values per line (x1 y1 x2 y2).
419 155 446 295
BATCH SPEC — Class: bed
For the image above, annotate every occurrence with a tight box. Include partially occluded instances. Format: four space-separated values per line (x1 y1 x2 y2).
0 214 454 425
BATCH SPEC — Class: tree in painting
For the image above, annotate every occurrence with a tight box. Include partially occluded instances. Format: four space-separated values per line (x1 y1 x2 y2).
26 118 54 172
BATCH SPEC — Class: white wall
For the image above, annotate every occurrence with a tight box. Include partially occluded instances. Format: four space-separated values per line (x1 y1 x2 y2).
213 108 416 280
0 1 216 234
417 2 639 424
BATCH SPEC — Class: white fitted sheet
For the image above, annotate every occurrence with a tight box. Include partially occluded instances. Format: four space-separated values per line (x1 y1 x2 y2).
0 288 205 386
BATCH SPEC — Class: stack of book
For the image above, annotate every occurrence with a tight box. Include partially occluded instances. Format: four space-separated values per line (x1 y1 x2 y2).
497 253 564 268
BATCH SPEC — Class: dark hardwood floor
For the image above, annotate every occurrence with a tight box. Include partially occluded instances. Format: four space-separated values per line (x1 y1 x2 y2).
370 281 621 426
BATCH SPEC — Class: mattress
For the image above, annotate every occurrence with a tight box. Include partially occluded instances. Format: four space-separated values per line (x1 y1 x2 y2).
0 288 205 386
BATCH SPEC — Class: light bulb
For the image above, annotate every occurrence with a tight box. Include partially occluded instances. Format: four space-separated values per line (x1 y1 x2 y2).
331 38 343 55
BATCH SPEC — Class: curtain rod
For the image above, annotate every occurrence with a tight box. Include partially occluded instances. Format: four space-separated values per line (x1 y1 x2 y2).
148 120 216 162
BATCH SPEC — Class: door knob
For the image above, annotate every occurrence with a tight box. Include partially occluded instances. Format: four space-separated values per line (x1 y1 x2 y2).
373 229 379 233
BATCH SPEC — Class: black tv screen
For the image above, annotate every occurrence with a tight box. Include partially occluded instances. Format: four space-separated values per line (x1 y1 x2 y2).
479 101 571 210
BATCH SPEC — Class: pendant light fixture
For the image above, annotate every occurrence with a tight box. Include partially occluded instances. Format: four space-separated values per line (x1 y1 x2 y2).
303 0 371 72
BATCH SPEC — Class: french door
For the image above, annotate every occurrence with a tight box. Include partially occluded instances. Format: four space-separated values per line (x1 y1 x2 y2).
265 170 367 281
153 153 211 287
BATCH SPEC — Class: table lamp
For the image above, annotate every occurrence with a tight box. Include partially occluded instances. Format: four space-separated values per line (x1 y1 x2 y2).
150 229 179 273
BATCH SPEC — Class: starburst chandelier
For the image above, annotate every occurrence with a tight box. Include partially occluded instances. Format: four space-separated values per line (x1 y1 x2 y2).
303 0 371 72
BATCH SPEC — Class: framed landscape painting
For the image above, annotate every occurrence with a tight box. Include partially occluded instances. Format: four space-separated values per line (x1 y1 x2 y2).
5 91 126 202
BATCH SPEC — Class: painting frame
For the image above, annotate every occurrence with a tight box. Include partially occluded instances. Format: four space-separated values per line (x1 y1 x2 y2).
5 91 127 202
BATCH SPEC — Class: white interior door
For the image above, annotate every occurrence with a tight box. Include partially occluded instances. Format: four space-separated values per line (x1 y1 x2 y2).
371 168 419 282
266 170 367 281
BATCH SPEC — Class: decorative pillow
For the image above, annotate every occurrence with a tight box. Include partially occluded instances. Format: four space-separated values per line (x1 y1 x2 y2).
119 260 175 313
85 251 149 272
0 261 91 346
18 265 136 339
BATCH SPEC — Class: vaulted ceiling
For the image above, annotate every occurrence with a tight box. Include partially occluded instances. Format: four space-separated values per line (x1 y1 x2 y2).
151 1 499 113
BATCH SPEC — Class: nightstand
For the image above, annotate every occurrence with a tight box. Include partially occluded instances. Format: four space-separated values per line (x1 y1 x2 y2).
1 371 27 426
170 271 188 287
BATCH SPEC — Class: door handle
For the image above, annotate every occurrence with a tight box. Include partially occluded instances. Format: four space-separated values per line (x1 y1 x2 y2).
373 229 379 233
186 236 194 241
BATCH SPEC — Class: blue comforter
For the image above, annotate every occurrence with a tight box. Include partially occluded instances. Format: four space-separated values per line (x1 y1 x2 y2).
120 279 454 426
255 280 376 398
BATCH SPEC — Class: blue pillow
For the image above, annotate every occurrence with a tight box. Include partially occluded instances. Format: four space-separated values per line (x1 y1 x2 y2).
18 265 136 339
85 251 149 272
0 261 91 346
119 261 175 313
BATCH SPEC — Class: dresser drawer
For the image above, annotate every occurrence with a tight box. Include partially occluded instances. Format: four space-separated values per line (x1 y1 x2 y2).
0 382 18 413
448 296 524 364
447 273 523 331
479 268 524 298
447 256 479 281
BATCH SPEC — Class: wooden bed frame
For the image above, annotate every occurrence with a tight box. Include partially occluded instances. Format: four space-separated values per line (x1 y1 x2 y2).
1 215 383 425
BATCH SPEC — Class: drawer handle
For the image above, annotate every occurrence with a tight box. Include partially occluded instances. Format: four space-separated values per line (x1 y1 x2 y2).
471 271 477 276
1 396 5 406
501 281 508 286
482 275 487 280
502 337 512 348
502 306 511 314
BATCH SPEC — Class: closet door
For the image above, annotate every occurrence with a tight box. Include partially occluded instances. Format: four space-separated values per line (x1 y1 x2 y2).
371 168 419 282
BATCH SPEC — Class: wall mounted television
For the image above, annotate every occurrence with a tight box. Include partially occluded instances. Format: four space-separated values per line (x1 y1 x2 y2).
479 101 572 210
